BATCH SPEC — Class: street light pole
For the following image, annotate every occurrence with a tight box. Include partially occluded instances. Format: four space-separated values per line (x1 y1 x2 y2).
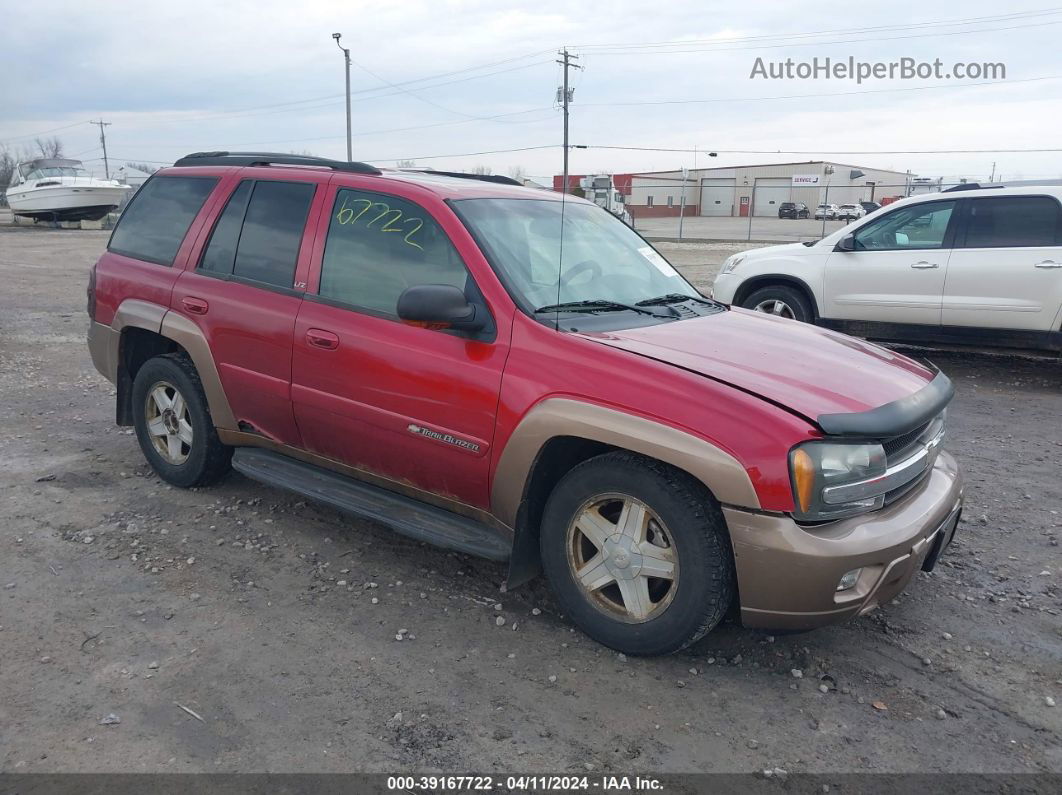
333 33 352 162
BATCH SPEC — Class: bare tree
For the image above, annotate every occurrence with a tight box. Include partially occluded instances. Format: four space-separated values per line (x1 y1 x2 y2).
0 146 15 205
395 160 417 169
508 165 527 183
34 136 64 158
471 165 492 176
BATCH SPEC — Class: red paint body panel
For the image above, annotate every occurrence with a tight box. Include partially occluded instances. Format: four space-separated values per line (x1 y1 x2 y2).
491 315 818 512
586 307 935 421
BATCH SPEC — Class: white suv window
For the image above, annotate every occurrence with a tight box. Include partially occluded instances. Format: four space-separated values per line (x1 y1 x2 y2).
963 196 1062 248
852 200 955 251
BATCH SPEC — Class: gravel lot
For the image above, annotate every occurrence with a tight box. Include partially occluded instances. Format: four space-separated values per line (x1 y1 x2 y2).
1 227 1060 776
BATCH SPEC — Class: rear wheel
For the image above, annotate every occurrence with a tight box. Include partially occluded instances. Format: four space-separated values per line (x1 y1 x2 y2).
131 354 231 487
742 284 812 323
540 452 734 656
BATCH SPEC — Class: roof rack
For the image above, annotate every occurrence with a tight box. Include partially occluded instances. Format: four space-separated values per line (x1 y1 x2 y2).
406 169 523 186
942 182 1003 192
172 151 381 175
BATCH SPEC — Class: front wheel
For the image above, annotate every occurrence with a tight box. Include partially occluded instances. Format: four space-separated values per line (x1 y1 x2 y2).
540 452 735 656
132 353 232 488
741 284 812 323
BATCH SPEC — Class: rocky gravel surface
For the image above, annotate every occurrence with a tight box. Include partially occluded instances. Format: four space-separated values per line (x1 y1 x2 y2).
1 228 1059 775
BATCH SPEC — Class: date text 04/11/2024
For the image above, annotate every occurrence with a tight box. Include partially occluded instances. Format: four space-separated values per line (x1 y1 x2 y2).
385 775 665 791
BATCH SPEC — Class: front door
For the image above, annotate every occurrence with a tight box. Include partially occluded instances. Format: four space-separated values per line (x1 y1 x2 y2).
291 184 510 509
822 198 957 325
173 176 320 446
943 195 1062 332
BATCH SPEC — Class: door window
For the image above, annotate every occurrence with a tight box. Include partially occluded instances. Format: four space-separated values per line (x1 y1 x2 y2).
109 175 218 265
963 196 1062 248
852 200 955 251
317 189 470 317
198 180 315 287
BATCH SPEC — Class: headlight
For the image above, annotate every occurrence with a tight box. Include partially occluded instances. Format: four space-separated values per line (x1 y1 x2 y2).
789 441 887 522
720 255 745 274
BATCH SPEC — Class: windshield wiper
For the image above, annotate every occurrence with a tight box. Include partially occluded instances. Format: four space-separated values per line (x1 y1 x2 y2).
533 299 674 318
635 292 718 308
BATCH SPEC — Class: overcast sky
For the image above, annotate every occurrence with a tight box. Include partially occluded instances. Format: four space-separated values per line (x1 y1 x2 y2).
2 1 1060 184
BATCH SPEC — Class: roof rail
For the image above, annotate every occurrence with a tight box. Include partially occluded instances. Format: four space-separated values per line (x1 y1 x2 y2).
406 169 523 186
172 151 381 175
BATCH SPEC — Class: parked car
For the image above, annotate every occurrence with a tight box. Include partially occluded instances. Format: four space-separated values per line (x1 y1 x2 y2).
88 151 963 655
814 203 838 219
778 201 810 219
836 204 865 220
860 200 882 215
711 185 1062 353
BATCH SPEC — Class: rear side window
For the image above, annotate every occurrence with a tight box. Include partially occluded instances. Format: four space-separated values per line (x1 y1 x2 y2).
109 176 217 265
317 189 469 316
963 196 1062 248
198 180 315 288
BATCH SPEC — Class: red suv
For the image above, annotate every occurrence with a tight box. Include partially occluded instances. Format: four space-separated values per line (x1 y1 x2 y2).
88 152 963 655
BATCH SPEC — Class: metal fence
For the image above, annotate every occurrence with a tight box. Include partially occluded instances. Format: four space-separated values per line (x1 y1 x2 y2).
624 178 989 243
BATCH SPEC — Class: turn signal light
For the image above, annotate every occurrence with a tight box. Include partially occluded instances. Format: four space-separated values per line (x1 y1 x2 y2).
791 447 815 513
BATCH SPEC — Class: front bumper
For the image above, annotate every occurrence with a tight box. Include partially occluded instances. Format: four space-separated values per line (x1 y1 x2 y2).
725 450 962 630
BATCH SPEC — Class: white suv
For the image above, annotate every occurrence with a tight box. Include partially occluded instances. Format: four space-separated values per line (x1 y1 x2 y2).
711 185 1062 353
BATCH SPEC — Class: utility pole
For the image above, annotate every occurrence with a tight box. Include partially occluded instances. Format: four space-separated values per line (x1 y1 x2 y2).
989 161 997 183
333 33 352 162
90 120 112 179
556 48 582 194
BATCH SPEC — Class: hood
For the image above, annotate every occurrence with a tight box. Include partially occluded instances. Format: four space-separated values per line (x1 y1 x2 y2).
581 308 936 425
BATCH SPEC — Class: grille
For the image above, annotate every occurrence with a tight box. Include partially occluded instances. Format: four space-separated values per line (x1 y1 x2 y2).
882 421 931 464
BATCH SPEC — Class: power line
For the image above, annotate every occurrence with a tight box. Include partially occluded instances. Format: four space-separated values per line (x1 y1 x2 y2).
586 145 1062 155
574 8 1062 50
94 144 560 166
576 74 1062 108
578 17 1062 55
0 120 90 145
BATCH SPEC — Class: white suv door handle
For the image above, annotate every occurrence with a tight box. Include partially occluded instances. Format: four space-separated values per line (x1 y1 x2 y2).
1034 260 1062 268
910 261 939 269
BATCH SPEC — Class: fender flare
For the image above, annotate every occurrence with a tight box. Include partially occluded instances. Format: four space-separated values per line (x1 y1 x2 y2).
492 398 761 588
102 299 238 431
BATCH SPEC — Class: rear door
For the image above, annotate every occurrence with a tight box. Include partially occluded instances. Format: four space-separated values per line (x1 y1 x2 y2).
942 195 1062 332
173 174 323 446
822 199 957 325
291 183 511 509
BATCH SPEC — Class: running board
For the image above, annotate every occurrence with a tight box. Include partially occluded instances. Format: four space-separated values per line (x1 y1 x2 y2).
231 448 510 561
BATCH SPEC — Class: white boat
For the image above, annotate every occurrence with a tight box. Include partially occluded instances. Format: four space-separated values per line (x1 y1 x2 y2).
5 158 131 221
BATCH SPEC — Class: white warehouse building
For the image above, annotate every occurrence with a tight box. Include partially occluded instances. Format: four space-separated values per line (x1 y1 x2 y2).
626 161 916 219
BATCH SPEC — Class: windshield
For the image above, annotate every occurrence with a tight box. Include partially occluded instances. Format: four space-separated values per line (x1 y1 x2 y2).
24 166 89 180
453 198 698 312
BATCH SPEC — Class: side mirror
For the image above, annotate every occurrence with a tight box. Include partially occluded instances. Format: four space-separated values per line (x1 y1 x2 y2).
835 234 856 252
397 284 485 332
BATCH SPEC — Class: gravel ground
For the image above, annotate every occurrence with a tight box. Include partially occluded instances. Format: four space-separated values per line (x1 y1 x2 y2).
1 227 1060 776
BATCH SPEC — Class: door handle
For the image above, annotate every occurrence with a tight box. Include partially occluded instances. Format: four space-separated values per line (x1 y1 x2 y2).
1034 260 1062 269
305 328 339 350
181 297 209 314
910 261 939 269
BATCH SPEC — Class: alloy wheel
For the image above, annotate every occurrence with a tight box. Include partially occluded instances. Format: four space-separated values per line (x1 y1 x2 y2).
753 299 796 319
144 381 193 465
566 493 679 623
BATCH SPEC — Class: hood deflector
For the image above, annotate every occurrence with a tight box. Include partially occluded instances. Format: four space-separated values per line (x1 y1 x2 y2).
817 370 953 437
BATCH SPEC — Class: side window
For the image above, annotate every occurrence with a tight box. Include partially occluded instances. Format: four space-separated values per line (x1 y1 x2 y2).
852 200 956 251
964 197 1062 248
232 181 315 287
198 181 252 275
109 176 218 265
318 189 469 316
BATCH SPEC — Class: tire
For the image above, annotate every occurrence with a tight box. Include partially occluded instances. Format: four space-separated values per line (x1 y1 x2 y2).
741 284 812 323
131 353 232 488
539 451 735 656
